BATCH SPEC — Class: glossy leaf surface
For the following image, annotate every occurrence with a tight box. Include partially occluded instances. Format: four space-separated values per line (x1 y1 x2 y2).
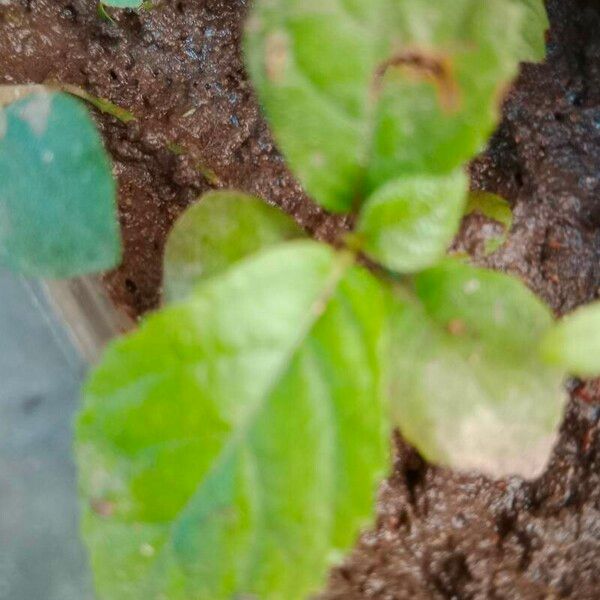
77 241 390 600
357 170 468 273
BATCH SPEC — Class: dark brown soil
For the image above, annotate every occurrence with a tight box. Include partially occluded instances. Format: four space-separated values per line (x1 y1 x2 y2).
2 1 600 598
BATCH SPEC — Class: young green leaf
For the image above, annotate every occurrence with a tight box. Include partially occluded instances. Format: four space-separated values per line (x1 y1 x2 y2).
466 191 513 231
77 241 390 600
390 259 565 478
245 0 547 212
164 191 303 302
357 170 468 273
541 302 600 377
0 91 121 278
465 191 513 255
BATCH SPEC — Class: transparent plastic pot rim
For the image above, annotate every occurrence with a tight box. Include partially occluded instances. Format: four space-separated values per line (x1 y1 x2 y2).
41 276 135 364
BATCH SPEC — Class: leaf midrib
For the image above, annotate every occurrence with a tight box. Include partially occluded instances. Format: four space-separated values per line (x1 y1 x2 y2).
144 251 354 589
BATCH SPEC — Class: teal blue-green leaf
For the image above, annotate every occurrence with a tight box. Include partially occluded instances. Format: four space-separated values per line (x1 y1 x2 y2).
77 240 390 600
164 191 303 302
101 0 143 7
357 170 468 273
244 0 547 212
0 91 120 278
390 259 565 478
541 302 600 377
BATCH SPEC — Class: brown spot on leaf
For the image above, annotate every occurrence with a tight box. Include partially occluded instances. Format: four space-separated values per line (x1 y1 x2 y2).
265 32 289 83
447 319 466 336
374 49 461 113
91 498 115 517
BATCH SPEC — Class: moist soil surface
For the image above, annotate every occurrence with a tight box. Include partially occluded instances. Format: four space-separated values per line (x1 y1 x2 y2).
2 1 600 598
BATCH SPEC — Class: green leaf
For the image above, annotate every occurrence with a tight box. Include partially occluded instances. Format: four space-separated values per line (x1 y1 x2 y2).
77 240 390 600
368 0 547 190
357 170 468 273
244 0 547 212
390 259 565 478
164 191 303 302
466 191 513 255
0 91 121 278
541 302 600 377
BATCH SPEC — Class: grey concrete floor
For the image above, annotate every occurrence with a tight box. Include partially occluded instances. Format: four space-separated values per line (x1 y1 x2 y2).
0 269 94 599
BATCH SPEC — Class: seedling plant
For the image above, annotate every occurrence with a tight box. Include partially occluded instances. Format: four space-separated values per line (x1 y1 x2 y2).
2 1 600 599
